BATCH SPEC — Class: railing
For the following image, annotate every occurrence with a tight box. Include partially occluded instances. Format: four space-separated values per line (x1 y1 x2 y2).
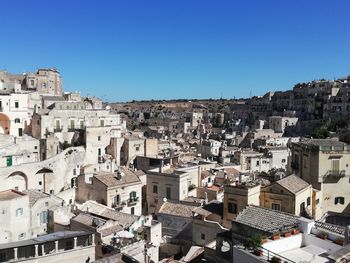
324 170 346 178
243 244 295 263
54 127 63 132
128 197 139 206
112 202 126 211
260 246 296 263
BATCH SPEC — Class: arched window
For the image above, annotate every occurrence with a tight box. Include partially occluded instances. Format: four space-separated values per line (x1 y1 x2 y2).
14 118 20 123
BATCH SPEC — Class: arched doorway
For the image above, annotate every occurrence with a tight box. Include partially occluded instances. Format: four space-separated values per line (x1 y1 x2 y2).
7 171 28 191
36 168 54 193
0 113 10 135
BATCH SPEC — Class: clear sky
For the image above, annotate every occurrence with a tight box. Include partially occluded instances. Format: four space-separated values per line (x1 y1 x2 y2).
1 1 350 102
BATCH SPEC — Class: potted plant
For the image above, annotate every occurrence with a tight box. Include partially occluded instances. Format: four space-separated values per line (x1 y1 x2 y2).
271 256 282 263
291 228 300 235
261 236 268 243
335 238 344 246
271 233 280 240
318 232 327 240
245 234 263 256
283 230 292 237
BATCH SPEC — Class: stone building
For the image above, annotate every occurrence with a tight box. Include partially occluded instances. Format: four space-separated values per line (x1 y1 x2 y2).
24 68 62 96
291 139 350 215
76 168 143 215
0 231 95 262
260 174 316 218
0 93 31 137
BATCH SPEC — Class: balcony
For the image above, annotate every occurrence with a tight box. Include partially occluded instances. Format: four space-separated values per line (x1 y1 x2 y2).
112 202 126 211
54 126 63 132
324 170 346 178
128 197 139 206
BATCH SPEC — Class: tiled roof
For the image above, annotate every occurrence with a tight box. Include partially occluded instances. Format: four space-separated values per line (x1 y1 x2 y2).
235 205 299 233
193 201 223 217
94 169 141 187
77 201 139 228
72 213 106 227
158 202 196 218
0 189 26 201
315 221 345 236
306 139 347 148
23 190 49 206
276 174 310 194
201 170 213 179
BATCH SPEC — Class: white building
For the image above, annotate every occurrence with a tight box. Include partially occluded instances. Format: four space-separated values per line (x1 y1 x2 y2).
0 93 31 137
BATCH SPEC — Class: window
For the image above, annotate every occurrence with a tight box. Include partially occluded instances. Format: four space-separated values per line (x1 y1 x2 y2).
129 191 137 201
39 181 42 186
100 119 105 127
201 233 206 240
331 159 340 173
40 211 48 224
307 197 311 206
300 202 305 212
166 187 172 200
98 136 101 141
335 197 345 205
98 148 101 156
228 202 237 214
113 195 120 205
55 119 61 129
71 178 77 188
282 159 286 163
80 120 84 129
49 190 54 195
70 119 75 129
16 208 23 217
18 128 23 137
30 79 35 86
14 118 20 123
45 202 49 206
14 101 19 108
18 233 26 240
316 199 320 205
153 185 158 194
131 207 135 215
73 169 76 176
271 203 281 211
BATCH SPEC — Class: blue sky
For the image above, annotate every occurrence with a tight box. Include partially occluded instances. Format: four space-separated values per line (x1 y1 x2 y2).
1 0 350 102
